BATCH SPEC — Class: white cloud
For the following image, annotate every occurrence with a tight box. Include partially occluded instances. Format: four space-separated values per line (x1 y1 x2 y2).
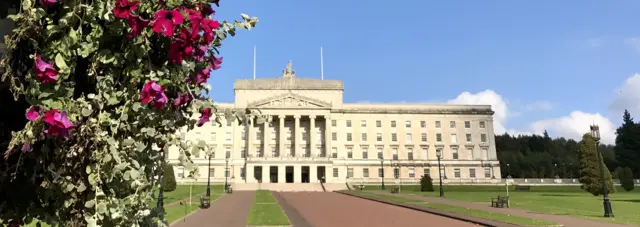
609 74 640 115
625 38 640 52
529 111 616 144
447 90 510 134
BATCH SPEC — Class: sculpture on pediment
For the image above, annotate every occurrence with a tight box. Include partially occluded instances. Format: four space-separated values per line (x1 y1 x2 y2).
282 61 296 78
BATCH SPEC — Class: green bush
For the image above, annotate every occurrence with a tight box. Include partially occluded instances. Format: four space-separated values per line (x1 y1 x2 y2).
578 134 615 196
619 167 635 192
420 174 435 192
163 163 177 192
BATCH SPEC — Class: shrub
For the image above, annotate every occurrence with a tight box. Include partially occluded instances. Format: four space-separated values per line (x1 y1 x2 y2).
619 167 635 192
163 163 177 192
578 134 615 196
420 174 434 192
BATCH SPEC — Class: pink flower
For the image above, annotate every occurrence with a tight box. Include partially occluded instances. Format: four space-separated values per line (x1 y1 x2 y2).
168 40 187 64
22 144 32 152
125 15 150 39
196 108 212 127
140 81 168 110
33 55 58 84
187 8 203 23
209 56 222 70
172 92 193 107
194 45 208 62
113 0 140 19
40 0 57 8
152 9 185 37
43 109 75 139
201 4 215 17
201 19 219 44
194 68 210 85
26 105 43 121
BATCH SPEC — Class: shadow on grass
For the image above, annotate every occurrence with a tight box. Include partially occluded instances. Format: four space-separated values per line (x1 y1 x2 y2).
611 199 640 203
539 193 582 197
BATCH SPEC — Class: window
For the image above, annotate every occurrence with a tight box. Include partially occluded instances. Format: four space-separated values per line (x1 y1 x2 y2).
467 147 474 160
347 168 354 178
362 148 368 159
333 168 339 178
484 167 491 178
394 168 399 179
347 147 353 158
225 149 231 159
211 132 217 142
452 148 459 160
225 132 232 142
302 132 308 141
406 133 412 143
332 120 337 127
193 148 200 158
361 133 367 142
409 168 415 178
177 168 184 178
466 134 472 142
316 132 322 143
420 121 426 128
376 133 383 142
272 131 277 142
378 168 383 177
332 132 337 141
450 121 456 128
421 133 427 142
363 168 369 178
407 148 414 160
272 148 278 157
435 121 441 128
376 120 382 127
481 134 487 142
256 131 262 141
226 120 232 127
361 120 367 127
469 168 476 178
391 120 396 128
377 148 383 159
451 134 457 143
424 168 430 176
482 148 489 160
241 148 247 158
346 133 352 142
464 121 471 128
479 121 486 128
454 168 461 178
209 168 215 178
346 120 352 127
286 131 292 141
392 148 398 160
332 147 338 158
436 133 442 142
391 133 397 142
241 167 246 178
405 120 411 128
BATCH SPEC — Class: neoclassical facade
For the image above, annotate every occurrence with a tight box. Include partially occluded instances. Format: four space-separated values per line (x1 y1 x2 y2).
168 63 501 190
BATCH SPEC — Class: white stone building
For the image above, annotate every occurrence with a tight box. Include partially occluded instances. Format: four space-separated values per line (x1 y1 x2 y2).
168 62 502 191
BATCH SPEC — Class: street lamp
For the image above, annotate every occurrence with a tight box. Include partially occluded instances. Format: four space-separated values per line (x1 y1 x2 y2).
590 124 614 218
380 159 385 190
436 148 444 197
554 163 558 178
507 163 511 178
224 158 229 193
206 152 212 196
156 146 166 221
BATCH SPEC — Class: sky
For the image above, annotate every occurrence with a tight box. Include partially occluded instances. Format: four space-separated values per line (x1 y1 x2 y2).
208 0 640 145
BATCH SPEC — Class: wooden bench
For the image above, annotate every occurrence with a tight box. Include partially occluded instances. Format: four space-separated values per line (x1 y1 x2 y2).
357 185 365 190
490 196 510 208
200 196 210 208
225 184 233 194
515 185 531 191
390 187 400 194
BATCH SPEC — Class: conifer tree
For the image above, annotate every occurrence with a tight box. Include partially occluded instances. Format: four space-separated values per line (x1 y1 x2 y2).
579 134 615 196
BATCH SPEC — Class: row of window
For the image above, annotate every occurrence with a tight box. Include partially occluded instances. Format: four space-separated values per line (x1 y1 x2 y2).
334 132 488 143
335 167 493 178
331 147 489 160
334 119 487 129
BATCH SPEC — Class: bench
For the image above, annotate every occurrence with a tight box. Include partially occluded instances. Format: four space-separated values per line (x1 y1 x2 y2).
225 184 233 194
515 185 531 191
200 196 210 208
490 196 510 208
357 185 365 190
390 187 400 194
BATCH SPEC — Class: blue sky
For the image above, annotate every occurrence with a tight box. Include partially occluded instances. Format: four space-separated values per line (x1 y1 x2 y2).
208 0 640 144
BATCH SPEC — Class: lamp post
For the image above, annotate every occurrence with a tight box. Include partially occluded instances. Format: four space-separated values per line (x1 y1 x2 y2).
590 124 614 218
554 163 558 178
380 159 385 190
507 163 511 178
206 152 212 196
436 149 444 197
156 146 165 221
224 158 229 193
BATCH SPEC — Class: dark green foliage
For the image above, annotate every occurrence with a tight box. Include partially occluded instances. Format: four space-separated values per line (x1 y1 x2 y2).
420 174 434 192
163 163 177 192
618 167 634 191
615 110 640 178
578 134 615 196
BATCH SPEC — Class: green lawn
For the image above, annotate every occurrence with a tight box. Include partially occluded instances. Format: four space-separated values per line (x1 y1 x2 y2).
150 184 224 206
166 193 222 224
246 190 290 226
351 191 558 226
365 184 640 226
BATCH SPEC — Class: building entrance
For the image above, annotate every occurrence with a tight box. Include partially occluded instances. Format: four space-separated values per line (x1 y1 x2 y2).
285 166 294 183
301 166 310 183
317 166 326 183
254 166 262 183
269 166 278 183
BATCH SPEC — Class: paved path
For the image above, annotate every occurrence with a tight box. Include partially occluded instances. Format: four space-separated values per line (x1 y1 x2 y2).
279 192 480 227
171 191 254 227
371 191 636 227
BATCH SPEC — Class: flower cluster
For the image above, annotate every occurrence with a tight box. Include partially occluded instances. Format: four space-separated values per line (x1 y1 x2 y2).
140 81 168 110
25 105 75 139
33 55 58 84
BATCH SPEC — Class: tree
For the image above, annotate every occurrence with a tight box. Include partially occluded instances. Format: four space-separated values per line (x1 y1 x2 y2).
162 163 177 192
578 134 615 196
615 110 640 177
420 174 434 192
619 167 634 192
0 0 260 226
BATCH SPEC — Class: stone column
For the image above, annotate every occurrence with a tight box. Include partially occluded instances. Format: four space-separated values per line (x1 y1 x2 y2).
263 116 270 157
262 165 270 183
294 115 301 157
294 165 301 183
309 115 316 157
278 115 285 157
279 165 286 183
325 116 332 157
310 165 317 183
247 116 254 157
246 164 254 183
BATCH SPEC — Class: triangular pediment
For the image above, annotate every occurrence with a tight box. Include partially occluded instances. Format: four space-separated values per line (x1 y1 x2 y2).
248 93 331 109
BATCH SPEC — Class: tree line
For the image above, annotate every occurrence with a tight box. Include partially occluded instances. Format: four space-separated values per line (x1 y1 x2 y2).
497 110 639 180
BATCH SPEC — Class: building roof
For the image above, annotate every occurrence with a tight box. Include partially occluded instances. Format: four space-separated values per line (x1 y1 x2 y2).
233 61 344 90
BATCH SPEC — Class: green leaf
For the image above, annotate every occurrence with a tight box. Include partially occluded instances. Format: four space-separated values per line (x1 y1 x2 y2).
129 169 140 179
55 53 68 70
132 102 141 112
69 28 78 44
158 79 171 86
85 216 97 227
123 139 135 146
77 183 87 193
38 92 54 99
82 108 93 117
85 200 96 208
97 203 107 214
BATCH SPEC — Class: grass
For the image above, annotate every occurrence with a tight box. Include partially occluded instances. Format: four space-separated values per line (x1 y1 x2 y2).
366 184 640 226
166 193 222 225
246 190 290 226
351 191 558 226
